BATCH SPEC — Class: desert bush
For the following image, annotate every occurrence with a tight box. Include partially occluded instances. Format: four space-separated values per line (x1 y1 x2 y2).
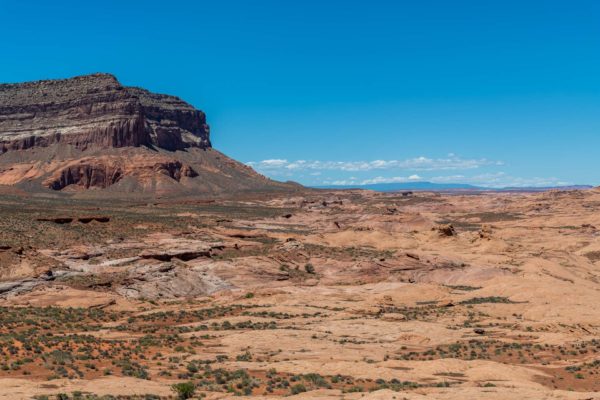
172 381 196 399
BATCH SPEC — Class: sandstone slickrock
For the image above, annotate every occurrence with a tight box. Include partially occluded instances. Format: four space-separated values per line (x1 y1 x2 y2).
3 187 600 397
435 223 456 237
0 73 296 195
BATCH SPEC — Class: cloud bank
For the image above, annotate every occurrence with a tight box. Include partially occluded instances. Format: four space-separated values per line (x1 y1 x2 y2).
247 155 501 173
246 155 572 188
323 173 571 188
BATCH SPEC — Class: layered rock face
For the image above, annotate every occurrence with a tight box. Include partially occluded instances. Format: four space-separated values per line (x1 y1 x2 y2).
0 73 210 152
0 74 295 196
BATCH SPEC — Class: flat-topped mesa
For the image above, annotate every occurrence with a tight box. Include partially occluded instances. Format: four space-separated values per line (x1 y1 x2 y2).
0 73 210 153
0 73 297 195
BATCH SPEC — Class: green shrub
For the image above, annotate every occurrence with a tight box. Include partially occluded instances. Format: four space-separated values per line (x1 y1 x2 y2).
304 264 315 274
291 383 307 394
171 381 196 399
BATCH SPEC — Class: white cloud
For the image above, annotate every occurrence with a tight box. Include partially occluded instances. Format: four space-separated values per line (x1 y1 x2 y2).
429 172 571 188
247 156 572 189
247 155 500 173
360 175 423 185
324 173 571 188
251 159 289 167
330 179 356 185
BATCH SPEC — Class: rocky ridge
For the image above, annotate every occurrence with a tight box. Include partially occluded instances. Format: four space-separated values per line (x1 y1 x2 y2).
0 73 210 152
0 74 294 195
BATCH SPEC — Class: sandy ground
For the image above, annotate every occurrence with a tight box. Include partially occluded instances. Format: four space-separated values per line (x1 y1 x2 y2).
1 189 600 399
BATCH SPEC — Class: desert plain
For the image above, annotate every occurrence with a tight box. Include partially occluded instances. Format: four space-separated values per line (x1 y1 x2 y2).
1 187 600 399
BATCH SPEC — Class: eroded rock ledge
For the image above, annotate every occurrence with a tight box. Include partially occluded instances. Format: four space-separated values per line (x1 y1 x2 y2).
0 73 210 153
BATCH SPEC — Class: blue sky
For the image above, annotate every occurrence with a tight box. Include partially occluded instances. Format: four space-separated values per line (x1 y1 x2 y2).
1 0 599 187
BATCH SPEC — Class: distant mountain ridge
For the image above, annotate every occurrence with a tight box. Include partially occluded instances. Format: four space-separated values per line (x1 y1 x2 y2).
315 182 593 192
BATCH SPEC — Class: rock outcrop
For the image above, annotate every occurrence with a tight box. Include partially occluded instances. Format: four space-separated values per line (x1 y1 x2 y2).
0 73 210 152
0 74 297 196
45 162 124 190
